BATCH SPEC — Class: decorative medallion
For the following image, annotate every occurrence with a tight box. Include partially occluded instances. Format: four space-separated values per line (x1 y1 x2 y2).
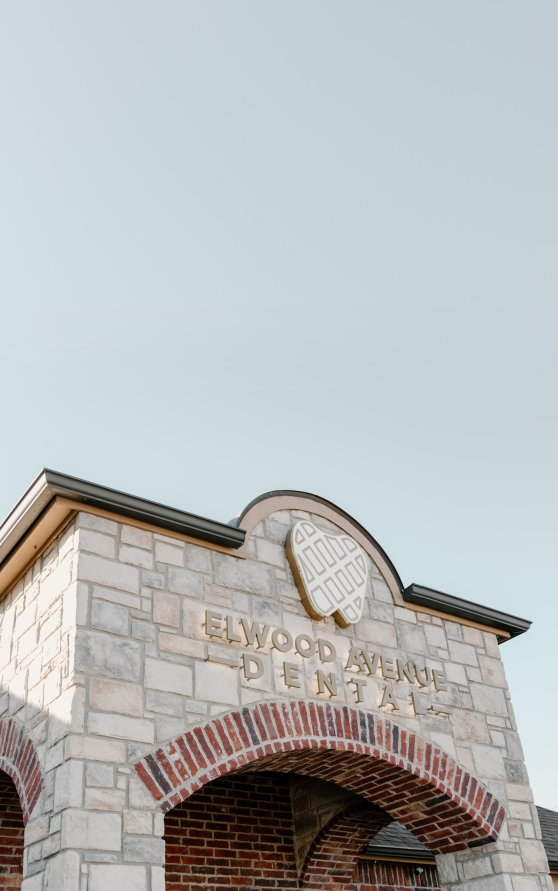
286 520 368 627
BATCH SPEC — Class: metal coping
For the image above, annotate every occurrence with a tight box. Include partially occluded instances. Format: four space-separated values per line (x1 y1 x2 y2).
404 584 531 639
0 473 532 640
362 844 435 863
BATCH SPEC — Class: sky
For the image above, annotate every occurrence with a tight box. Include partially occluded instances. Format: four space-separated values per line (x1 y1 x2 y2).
1 2 557 808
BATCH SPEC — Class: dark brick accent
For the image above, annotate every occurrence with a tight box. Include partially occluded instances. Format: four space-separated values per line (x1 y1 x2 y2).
0 770 24 889
0 720 43 826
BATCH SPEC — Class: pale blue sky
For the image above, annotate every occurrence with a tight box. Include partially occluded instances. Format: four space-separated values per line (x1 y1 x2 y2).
1 3 557 807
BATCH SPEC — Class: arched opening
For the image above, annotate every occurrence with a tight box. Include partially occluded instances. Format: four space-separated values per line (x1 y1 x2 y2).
0 770 24 890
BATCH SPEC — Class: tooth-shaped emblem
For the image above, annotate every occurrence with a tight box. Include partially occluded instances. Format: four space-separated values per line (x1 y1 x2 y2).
286 520 368 627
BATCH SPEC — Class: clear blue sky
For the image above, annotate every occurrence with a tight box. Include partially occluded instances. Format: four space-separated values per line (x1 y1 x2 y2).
1 2 557 808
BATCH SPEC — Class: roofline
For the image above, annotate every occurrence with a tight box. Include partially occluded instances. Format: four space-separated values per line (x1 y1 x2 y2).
0 469 245 566
404 584 531 640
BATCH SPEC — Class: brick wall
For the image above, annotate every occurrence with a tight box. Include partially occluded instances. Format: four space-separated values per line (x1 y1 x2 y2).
0 770 24 890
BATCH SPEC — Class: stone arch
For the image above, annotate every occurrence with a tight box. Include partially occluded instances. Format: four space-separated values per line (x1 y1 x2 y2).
0 718 43 825
134 700 505 854
301 800 391 889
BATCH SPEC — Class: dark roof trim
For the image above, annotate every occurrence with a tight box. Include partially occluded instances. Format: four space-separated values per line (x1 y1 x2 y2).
362 844 435 863
0 469 245 565
404 584 531 640
235 490 405 593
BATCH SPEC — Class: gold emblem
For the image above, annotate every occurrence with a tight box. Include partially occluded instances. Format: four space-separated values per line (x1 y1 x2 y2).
286 521 368 627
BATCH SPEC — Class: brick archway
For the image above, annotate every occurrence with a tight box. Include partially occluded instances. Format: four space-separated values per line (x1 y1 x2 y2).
135 701 505 854
0 719 43 825
302 801 392 889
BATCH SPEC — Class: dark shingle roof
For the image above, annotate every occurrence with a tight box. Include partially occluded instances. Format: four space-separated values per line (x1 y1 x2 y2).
537 806 558 870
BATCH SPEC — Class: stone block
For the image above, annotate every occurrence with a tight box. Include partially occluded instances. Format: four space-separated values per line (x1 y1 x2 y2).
155 715 185 741
151 866 165 891
472 744 507 779
44 850 80 891
512 879 544 891
145 689 183 716
484 631 501 658
450 711 491 744
75 629 141 681
394 620 429 655
90 678 143 717
492 854 524 874
167 567 203 597
129 778 157 809
462 625 484 646
251 598 283 625
436 853 458 884
123 837 165 863
507 783 535 803
119 545 154 571
124 811 152 834
132 620 155 641
424 624 447 648
159 633 204 658
54 760 83 811
256 538 285 567
61 809 121 851
448 639 479 666
195 660 239 705
470 683 509 717
86 763 114 787
88 865 146 891
77 513 118 535
153 593 180 627
184 544 211 573
212 553 273 595
505 731 525 761
22 876 44 891
445 662 467 685
24 815 49 846
371 577 393 603
91 599 129 636
358 618 397 648
76 553 139 594
461 856 493 879
76 529 116 560
92 585 140 610
144 658 192 696
39 557 72 615
155 542 183 566
85 788 126 810
88 711 154 744
121 525 152 550
479 655 508 688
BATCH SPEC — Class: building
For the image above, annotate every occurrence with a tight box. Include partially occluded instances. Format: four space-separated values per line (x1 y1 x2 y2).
0 469 552 891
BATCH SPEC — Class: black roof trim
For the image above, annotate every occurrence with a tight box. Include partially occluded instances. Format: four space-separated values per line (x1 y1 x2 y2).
404 584 531 640
236 490 405 592
362 844 435 862
0 470 245 564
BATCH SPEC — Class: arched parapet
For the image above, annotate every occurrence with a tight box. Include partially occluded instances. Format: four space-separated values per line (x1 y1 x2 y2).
0 718 43 824
134 700 505 855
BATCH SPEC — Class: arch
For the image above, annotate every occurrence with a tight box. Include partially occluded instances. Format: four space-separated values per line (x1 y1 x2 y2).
0 719 43 825
134 701 505 855
302 801 391 889
233 491 404 602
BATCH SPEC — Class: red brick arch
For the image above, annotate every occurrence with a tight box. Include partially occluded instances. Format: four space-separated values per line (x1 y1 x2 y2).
302 801 392 889
0 719 43 825
134 700 506 855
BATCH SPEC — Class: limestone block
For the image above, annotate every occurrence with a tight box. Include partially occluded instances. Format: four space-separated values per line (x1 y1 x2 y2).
212 553 273 595
132 620 155 642
88 865 146 891
49 686 85 745
371 577 393 603
77 513 118 535
123 836 165 863
479 655 508 688
44 850 80 891
88 712 154 744
76 553 139 594
86 764 114 787
61 809 121 851
155 715 185 742
76 529 116 560
195 661 239 705
75 629 141 681
424 624 447 648
507 783 535 803
122 525 152 549
505 731 525 761
144 658 192 696
129 778 157 809
492 854 524 874
436 853 458 884
519 840 550 873
357 618 397 648
92 585 140 610
509 802 532 821
462 625 484 646
470 683 509 717
472 744 507 779
54 760 83 811
256 539 285 568
155 542 183 566
21 875 44 891
461 856 494 879
14 600 38 639
184 544 211 573
448 640 479 666
124 811 152 834
91 599 129 636
450 711 491 744
167 567 203 597
445 662 468 686
90 679 143 717
251 598 283 625
85 788 126 810
484 631 501 658
159 633 204 659
24 815 49 846
152 593 180 627
145 690 182 716
67 737 125 763
512 879 545 891
151 866 165 891
394 620 429 655
119 545 154 571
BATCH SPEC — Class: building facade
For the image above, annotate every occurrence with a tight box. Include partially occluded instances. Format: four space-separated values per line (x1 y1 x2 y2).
0 470 549 891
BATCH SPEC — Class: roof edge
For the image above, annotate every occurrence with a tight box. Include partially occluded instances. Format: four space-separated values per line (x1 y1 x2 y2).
0 469 245 566
404 584 531 640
